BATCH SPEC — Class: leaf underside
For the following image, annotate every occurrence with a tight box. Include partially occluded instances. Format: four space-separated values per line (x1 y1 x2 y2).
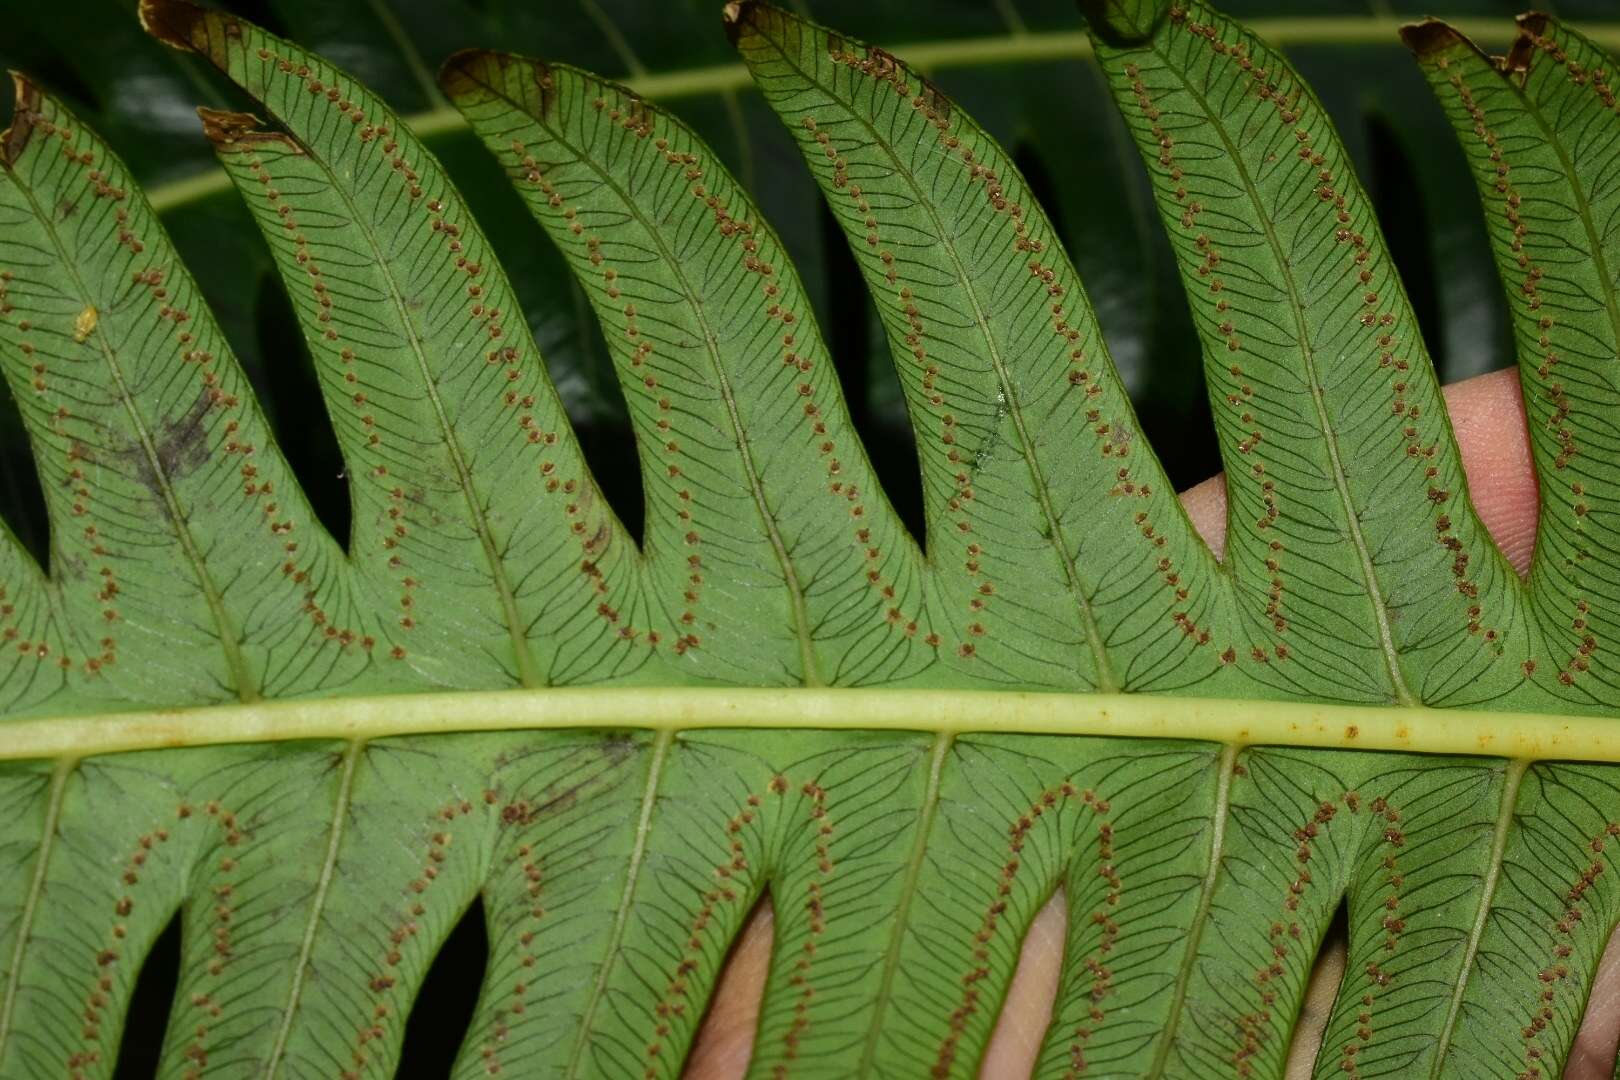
0 1 1618 1077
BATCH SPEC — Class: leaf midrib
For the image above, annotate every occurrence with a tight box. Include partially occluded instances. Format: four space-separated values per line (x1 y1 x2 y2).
262 739 362 1077
855 729 950 1076
256 118 544 688
760 34 1119 692
1143 742 1237 1078
0 760 69 1064
560 727 671 1079
1146 29 1416 706
1427 757 1527 1078
510 71 824 685
6 688 1620 763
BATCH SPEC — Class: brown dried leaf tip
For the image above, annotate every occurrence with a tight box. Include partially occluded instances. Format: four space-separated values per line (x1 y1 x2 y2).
1508 12 1555 77
1516 11 1553 37
2 71 42 166
1401 19 1515 79
722 0 764 46
1398 19 1466 60
138 0 208 51
439 50 556 118
438 49 492 100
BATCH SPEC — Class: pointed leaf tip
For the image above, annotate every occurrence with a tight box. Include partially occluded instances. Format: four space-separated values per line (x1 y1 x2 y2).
438 49 556 117
1515 11 1552 35
722 0 763 46
2 71 40 165
437 48 488 98
1399 19 1466 58
138 0 207 51
1079 0 1170 46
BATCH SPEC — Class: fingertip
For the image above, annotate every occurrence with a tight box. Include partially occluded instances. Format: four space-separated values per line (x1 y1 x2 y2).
684 899 774 1079
1441 369 1538 576
1179 474 1228 561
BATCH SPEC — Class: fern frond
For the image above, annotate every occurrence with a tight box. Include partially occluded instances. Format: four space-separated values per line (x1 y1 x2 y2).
0 1 1616 1077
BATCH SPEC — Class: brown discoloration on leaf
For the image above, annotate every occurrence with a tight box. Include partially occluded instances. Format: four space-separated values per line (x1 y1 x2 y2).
504 784 580 825
499 739 642 825
919 76 952 129
439 50 556 118
1504 35 1536 78
1516 11 1553 38
138 0 209 52
157 390 215 478
533 57 557 117
437 49 495 102
1402 18 1519 80
721 0 764 47
616 88 653 135
864 45 901 81
2 72 41 166
1398 19 1468 61
140 0 240 68
196 107 302 154
1507 13 1553 77
138 0 203 50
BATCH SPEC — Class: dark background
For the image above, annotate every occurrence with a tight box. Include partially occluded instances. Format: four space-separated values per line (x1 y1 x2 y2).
2 1 1616 1071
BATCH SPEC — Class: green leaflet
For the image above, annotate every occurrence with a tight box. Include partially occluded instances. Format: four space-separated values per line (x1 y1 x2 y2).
1 0 1620 1078
727 1 1234 695
439 40 1224 696
0 746 343 1075
1083 0 1536 709
887 735 1222 1076
0 732 656 1077
0 76 357 710
9 702 1620 1079
438 51 928 687
1168 750 1510 1079
143 3 654 692
1405 14 1620 709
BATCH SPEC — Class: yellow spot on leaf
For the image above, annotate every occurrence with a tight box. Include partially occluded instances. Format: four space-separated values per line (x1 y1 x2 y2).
73 306 97 343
